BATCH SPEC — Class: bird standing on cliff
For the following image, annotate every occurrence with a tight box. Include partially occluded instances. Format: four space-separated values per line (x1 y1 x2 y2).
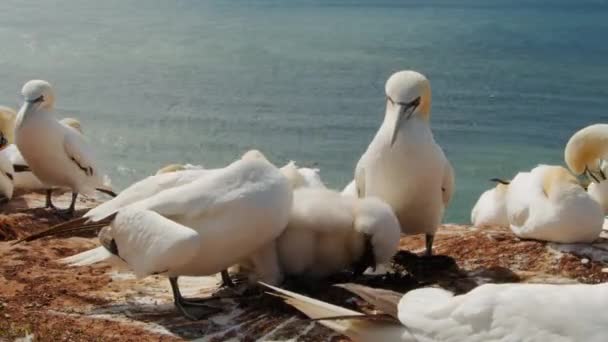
14 80 114 215
18 151 293 320
351 70 454 255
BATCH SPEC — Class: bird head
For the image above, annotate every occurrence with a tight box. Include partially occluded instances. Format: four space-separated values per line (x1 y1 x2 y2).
60 117 83 134
21 80 55 112
564 124 608 183
385 70 432 146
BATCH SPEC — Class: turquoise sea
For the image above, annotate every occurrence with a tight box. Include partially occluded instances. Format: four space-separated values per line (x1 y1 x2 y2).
0 0 607 223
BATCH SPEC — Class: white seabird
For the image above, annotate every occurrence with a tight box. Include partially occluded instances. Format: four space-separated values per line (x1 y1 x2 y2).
263 282 608 342
19 151 293 320
564 124 608 214
470 178 510 228
241 187 401 285
4 117 87 192
351 70 454 255
506 165 603 243
15 80 114 214
341 180 357 197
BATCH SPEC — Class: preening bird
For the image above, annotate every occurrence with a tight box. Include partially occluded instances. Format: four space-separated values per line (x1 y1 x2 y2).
565 124 608 214
506 165 603 243
470 178 510 228
17 151 293 320
352 70 454 255
14 80 114 215
263 282 608 342
241 187 401 285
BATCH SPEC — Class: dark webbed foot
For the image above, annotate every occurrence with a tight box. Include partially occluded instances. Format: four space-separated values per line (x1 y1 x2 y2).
49 192 78 219
170 277 224 320
220 269 235 288
174 300 222 321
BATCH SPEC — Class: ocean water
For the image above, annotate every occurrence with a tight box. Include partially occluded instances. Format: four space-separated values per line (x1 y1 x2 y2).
0 0 607 223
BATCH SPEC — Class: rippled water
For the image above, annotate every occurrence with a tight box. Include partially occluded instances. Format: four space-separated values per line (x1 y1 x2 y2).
0 0 607 222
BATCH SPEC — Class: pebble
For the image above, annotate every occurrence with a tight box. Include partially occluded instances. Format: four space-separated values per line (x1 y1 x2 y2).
601 268 608 273
581 258 590 265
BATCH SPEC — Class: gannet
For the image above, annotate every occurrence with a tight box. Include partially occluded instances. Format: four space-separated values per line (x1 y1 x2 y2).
263 282 608 342
241 187 401 285
470 178 510 228
15 80 114 214
565 124 608 214
506 165 603 243
4 117 87 192
19 152 293 320
353 70 454 255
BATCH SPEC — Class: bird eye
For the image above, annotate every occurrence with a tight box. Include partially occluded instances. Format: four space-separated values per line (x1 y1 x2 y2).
410 97 421 107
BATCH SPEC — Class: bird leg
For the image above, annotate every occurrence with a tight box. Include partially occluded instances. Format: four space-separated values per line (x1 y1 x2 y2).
45 189 57 209
169 277 222 320
425 234 434 256
220 269 235 288
50 192 78 218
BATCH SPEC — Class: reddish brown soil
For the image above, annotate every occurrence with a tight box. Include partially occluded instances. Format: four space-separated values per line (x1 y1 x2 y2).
1 197 606 341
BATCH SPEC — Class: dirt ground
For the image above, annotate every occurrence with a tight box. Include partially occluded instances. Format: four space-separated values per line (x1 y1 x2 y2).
1 192 607 341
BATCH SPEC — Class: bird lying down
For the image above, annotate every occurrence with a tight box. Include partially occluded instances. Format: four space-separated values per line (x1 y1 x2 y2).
262 281 608 342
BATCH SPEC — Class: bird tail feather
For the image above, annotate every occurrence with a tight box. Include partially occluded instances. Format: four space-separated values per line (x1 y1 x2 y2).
12 214 115 245
260 282 378 336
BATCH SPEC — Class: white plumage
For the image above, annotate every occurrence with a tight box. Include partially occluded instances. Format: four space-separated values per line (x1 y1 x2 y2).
0 150 14 200
506 165 603 243
265 282 608 342
240 164 400 284
341 180 357 197
470 181 509 228
352 70 454 255
273 188 400 281
3 117 86 191
14 80 112 212
55 153 293 319
279 161 326 189
72 156 291 275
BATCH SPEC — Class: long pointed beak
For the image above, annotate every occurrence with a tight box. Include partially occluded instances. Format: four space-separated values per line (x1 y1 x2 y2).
389 104 418 147
390 105 405 147
585 167 599 183
18 101 34 117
